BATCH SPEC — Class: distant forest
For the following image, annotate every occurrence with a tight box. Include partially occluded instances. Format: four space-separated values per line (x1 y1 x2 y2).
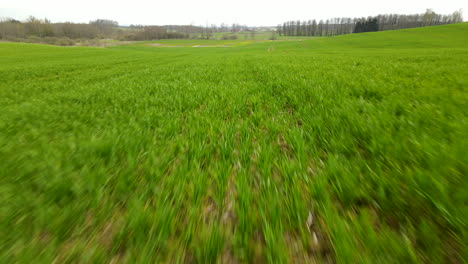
279 9 464 36
0 9 464 45
0 17 257 45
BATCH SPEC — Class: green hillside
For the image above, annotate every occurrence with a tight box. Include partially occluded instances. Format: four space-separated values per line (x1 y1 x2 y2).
302 22 468 49
0 23 467 263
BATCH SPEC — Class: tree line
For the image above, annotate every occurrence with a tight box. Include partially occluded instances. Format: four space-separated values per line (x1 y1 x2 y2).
0 16 258 44
1 9 463 45
0 17 118 39
0 16 194 42
278 9 464 36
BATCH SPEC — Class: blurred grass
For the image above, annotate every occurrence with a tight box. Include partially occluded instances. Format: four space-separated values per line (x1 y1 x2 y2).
0 23 467 263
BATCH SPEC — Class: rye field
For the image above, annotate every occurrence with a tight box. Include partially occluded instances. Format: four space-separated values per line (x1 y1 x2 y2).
0 23 467 263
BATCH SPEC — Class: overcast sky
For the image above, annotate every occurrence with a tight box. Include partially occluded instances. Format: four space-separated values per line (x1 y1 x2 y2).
1 0 466 26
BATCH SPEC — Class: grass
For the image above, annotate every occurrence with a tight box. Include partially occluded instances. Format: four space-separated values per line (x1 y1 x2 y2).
0 23 467 263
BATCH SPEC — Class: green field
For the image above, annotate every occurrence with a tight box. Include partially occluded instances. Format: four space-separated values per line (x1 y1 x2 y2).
1 23 467 263
134 39 272 47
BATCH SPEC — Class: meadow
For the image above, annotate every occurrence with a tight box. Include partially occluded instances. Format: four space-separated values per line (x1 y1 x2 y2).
0 23 467 263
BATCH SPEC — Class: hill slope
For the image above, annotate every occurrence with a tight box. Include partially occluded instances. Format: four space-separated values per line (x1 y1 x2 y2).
303 22 468 49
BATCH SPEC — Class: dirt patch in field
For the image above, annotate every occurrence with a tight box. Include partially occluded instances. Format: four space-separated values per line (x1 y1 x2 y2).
147 43 163 47
219 165 239 263
145 43 184 47
192 45 231 47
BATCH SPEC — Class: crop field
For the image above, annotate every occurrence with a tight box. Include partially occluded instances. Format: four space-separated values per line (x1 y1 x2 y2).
0 23 467 263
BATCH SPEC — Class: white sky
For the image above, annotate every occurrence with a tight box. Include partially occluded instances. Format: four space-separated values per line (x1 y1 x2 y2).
1 0 466 26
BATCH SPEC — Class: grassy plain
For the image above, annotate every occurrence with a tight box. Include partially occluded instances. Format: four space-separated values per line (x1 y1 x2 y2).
0 23 467 263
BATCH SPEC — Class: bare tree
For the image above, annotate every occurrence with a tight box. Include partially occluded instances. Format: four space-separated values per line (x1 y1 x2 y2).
281 9 464 37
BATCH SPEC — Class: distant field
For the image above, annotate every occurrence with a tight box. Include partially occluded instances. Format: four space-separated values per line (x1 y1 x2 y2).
0 23 467 263
133 39 271 47
128 38 310 48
